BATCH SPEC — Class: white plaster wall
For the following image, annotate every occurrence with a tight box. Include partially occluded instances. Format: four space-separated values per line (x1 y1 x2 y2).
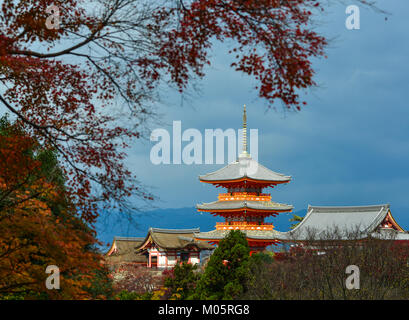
158 252 167 267
167 255 177 266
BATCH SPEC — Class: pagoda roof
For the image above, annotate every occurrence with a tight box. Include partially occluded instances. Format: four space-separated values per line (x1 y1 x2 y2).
194 229 286 241
197 200 293 212
199 154 291 184
276 204 409 241
135 227 214 251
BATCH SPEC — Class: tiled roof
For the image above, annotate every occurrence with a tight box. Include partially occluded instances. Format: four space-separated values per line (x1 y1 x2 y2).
136 228 214 250
275 204 405 241
105 237 147 263
197 200 293 212
195 204 409 242
199 153 291 183
194 228 285 240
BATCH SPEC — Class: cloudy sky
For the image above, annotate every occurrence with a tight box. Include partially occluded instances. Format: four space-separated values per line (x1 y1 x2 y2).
120 1 409 231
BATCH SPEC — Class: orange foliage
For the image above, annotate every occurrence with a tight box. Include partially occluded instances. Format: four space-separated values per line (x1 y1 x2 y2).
0 122 104 299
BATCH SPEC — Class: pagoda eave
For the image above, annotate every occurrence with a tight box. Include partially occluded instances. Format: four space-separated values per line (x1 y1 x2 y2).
198 208 291 215
207 211 280 218
195 237 280 248
199 177 290 187
197 200 293 213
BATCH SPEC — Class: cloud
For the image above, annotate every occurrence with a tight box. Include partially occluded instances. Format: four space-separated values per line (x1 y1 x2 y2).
114 1 409 232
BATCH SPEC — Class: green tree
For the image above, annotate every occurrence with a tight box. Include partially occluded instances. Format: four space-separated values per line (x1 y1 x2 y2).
164 262 199 300
192 230 250 300
289 214 304 230
249 251 274 266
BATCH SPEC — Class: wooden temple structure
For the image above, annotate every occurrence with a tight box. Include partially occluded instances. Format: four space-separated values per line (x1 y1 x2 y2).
105 236 147 268
194 105 293 254
275 204 409 243
105 228 213 269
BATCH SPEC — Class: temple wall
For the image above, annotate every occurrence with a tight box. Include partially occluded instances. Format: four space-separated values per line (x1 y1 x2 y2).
167 255 177 266
148 248 203 268
158 252 167 267
189 257 200 265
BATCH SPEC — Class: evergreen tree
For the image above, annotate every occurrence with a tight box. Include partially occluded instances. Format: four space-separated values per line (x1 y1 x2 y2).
191 230 250 300
164 262 199 300
289 214 304 230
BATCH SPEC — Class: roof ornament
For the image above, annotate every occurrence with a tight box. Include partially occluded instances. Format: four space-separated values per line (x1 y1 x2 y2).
241 104 250 158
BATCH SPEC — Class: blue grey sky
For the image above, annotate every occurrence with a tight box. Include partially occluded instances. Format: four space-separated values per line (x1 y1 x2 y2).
121 1 409 231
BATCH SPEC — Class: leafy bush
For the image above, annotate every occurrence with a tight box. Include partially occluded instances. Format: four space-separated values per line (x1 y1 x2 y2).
191 230 250 300
164 262 199 300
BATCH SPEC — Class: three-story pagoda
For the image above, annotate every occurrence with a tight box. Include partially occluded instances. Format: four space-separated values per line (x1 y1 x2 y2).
194 105 293 253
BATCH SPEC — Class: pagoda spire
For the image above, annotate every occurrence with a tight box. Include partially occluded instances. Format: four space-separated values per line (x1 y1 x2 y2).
241 104 249 156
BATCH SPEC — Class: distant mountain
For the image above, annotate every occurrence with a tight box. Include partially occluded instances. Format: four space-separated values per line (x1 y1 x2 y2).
95 207 307 249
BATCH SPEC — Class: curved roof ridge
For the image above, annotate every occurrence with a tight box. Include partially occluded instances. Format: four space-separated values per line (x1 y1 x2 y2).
288 206 315 234
177 235 194 241
279 204 392 241
194 229 283 240
114 236 145 241
197 199 292 205
253 161 292 179
150 227 200 234
365 206 389 234
199 157 291 183
198 160 239 179
196 200 293 211
133 227 213 251
309 204 389 210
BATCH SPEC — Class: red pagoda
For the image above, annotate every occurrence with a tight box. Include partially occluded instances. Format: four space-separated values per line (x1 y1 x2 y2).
194 105 293 254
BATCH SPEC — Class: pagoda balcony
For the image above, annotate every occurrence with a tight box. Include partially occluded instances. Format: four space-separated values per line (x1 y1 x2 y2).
218 192 271 202
215 221 274 231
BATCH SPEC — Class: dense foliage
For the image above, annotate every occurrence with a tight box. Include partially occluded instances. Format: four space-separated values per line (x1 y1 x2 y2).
0 116 111 299
191 230 250 299
113 228 409 301
111 263 164 295
164 262 199 300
